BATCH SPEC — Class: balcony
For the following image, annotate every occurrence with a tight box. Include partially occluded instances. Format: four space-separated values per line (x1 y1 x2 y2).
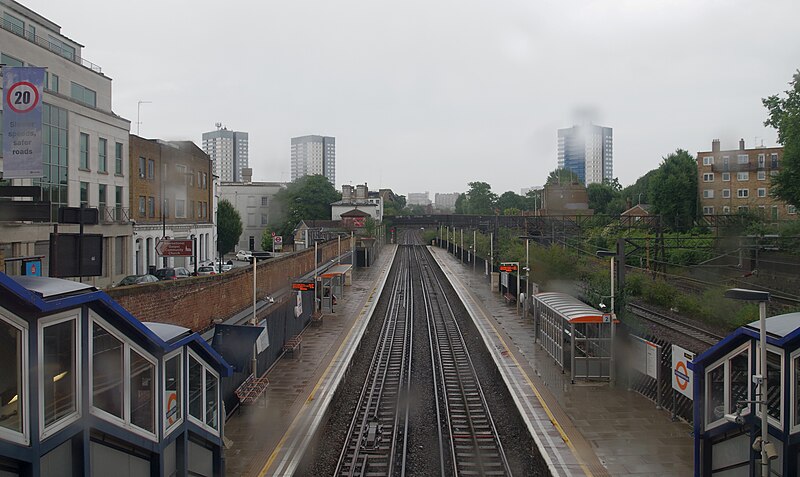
99 206 131 224
711 163 757 173
1 18 102 74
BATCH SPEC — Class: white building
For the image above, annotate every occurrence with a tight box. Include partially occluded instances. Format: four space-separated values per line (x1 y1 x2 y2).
218 171 286 253
407 192 431 206
0 0 131 287
202 125 248 182
434 192 460 211
290 135 335 184
557 124 613 185
331 184 382 222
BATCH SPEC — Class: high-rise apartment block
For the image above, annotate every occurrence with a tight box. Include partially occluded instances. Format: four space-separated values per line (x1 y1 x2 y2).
0 0 131 286
407 192 431 206
557 124 613 185
434 193 460 211
290 135 335 184
202 125 248 182
697 139 795 220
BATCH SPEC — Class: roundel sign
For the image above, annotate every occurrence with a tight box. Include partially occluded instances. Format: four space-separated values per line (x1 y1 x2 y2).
671 345 695 400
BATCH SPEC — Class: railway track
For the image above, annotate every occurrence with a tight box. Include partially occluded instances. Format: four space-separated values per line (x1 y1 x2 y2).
627 302 724 347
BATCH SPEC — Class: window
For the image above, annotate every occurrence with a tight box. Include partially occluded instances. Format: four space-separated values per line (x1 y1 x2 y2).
176 199 186 218
115 142 123 175
758 171 766 180
736 172 749 181
0 310 28 445
723 206 731 214
70 82 96 107
139 196 146 217
706 364 725 427
1 53 23 67
758 154 766 168
703 189 714 199
703 173 714 182
771 153 779 169
722 189 731 199
164 199 169 218
737 189 749 198
91 322 124 419
261 196 269 206
147 159 155 179
98 184 107 210
738 206 749 213
737 154 749 164
115 187 123 212
772 206 779 221
722 172 730 181
148 197 155 218
164 352 182 435
138 157 146 178
48 35 75 61
80 133 89 169
98 138 107 173
705 345 751 430
757 188 767 198
190 200 195 219
40 315 79 437
703 206 714 215
729 352 749 414
789 205 797 215
3 12 25 36
46 72 60 93
80 182 89 207
757 349 783 425
703 156 713 166
130 350 155 434
188 353 219 434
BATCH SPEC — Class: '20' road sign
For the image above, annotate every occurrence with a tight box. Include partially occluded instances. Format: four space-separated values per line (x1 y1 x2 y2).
6 81 41 113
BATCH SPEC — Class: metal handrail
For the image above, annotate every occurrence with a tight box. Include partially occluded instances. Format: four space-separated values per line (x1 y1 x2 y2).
0 18 102 74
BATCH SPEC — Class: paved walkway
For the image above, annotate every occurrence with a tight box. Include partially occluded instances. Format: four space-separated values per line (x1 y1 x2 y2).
223 245 397 476
431 246 694 476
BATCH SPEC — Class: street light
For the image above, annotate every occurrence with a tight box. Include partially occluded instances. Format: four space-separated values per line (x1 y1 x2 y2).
724 288 771 477
520 236 534 317
597 249 617 385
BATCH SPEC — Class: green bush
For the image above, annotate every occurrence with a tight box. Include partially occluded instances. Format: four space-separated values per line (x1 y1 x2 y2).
641 279 676 309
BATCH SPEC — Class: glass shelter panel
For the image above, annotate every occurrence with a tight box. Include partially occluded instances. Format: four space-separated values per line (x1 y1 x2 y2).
92 323 124 419
164 353 182 432
42 320 77 427
767 350 782 422
129 350 155 434
188 356 203 422
707 365 725 426
729 351 749 414
205 370 218 430
0 317 24 435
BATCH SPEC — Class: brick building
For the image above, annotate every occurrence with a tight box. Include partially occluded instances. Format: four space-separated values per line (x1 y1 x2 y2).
129 136 213 274
697 139 796 220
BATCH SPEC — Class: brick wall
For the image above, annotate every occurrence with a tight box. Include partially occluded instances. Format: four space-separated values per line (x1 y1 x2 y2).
108 238 351 331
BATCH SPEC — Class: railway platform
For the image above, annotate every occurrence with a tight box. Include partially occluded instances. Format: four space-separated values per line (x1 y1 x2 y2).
223 245 398 476
430 246 694 477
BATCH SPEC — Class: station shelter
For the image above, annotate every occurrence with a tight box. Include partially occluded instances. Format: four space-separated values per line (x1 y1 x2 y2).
0 273 232 477
319 264 352 313
532 292 616 381
692 312 800 477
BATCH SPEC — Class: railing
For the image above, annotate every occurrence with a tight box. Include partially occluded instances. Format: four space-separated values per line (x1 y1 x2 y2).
1 18 102 74
99 206 131 224
711 163 757 173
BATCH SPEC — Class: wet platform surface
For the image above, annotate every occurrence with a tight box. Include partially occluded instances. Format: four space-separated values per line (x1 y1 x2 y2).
224 243 693 476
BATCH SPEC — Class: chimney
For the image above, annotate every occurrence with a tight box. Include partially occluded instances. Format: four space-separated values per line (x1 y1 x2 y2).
626 197 632 210
356 184 367 199
712 139 720 152
342 185 353 200
739 138 745 151
241 167 252 183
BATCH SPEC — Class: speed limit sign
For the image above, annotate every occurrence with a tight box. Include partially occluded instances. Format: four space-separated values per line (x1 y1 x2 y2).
5 81 40 113
2 67 45 179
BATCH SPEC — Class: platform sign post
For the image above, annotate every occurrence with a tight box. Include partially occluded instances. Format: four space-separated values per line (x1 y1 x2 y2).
671 344 694 421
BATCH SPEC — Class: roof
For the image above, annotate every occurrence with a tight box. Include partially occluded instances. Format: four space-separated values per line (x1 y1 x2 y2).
621 204 651 215
331 200 378 207
745 312 800 339
295 219 342 231
321 264 353 278
533 292 614 324
11 275 95 298
340 208 372 217
144 322 192 343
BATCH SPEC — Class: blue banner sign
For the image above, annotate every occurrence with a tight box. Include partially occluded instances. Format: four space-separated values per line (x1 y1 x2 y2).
2 66 45 179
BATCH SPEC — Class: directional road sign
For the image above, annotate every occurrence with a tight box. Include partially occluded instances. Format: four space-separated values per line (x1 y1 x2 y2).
155 239 193 257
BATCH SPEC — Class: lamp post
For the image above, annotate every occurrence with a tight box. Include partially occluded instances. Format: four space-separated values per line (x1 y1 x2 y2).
520 236 532 317
725 288 771 477
251 255 257 376
597 249 617 385
473 229 476 274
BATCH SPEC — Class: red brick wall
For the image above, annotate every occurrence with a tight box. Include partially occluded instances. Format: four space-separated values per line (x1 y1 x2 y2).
108 238 351 331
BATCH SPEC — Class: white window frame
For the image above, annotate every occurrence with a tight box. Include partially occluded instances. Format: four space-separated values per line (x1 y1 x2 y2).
39 311 81 440
703 189 714 199
722 172 731 182
757 188 767 198
186 349 220 436
163 348 184 437
790 347 800 434
756 344 784 430
703 173 714 182
737 189 749 198
703 206 714 215
88 313 158 442
722 189 731 199
757 171 766 180
737 172 750 181
789 205 797 215
0 306 29 445
723 206 731 214
703 156 714 166
705 342 751 431
738 154 749 164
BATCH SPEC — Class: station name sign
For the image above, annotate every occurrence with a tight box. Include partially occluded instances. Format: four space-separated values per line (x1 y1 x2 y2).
292 282 315 291
499 264 518 272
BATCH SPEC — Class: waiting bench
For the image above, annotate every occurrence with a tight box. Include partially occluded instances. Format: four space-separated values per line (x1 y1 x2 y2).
235 373 269 410
283 335 303 358
311 311 324 327
503 293 516 304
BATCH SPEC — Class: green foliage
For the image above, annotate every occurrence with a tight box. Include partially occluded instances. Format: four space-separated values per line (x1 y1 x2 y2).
454 194 466 214
587 181 621 215
763 70 800 207
260 228 274 251
641 278 676 308
648 149 698 230
274 175 341 235
503 207 522 216
523 189 542 212
460 182 497 215
217 199 243 255
384 194 406 217
364 217 377 237
545 168 582 185
496 191 526 214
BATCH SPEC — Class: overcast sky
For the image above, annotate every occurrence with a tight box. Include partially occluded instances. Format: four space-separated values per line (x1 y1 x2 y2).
25 0 800 197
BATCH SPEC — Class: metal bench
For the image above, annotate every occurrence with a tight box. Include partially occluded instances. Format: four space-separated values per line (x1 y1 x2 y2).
234 373 269 410
283 335 303 358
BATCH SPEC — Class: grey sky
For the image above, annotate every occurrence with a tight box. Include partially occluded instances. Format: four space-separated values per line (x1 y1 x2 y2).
26 0 800 197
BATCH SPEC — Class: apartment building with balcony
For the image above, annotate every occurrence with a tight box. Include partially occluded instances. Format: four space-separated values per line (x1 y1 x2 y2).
129 136 214 274
697 139 796 220
0 0 131 286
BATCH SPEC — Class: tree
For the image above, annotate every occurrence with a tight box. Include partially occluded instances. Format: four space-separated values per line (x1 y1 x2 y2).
454 193 466 214
260 228 274 252
763 70 800 207
462 181 497 215
523 189 542 212
496 191 526 214
274 175 341 235
217 199 243 255
648 149 698 230
587 182 619 215
545 168 582 185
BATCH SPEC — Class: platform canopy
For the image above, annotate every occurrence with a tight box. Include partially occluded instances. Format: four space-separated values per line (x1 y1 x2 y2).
534 292 612 323
321 264 353 279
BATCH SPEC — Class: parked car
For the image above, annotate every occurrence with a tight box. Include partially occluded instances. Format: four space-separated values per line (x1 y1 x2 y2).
154 267 191 281
196 265 218 276
235 250 253 261
113 274 159 287
220 263 233 272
